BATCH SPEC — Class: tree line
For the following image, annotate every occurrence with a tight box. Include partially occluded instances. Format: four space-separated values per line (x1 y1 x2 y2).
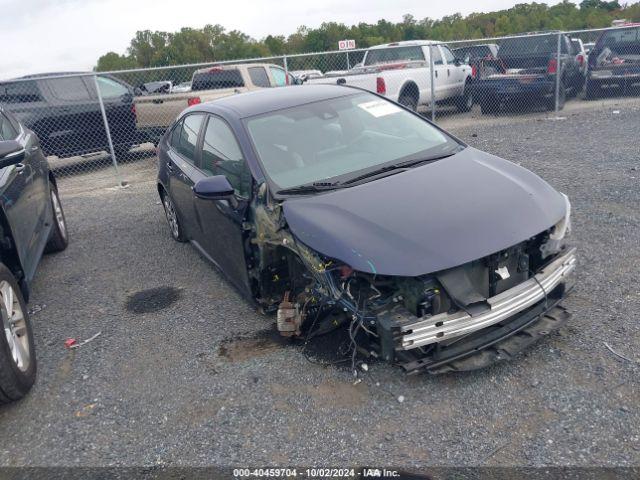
96 0 640 71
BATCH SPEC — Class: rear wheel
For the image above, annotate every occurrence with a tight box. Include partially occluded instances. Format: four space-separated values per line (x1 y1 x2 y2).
161 189 187 242
480 97 498 114
45 183 68 254
398 94 418 112
456 83 474 112
0 264 36 405
585 79 602 100
546 82 566 111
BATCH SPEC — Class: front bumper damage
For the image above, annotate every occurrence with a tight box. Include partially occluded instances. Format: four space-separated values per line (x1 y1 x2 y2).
377 248 576 373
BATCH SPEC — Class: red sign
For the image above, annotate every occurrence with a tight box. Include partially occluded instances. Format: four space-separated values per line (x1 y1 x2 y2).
338 39 356 50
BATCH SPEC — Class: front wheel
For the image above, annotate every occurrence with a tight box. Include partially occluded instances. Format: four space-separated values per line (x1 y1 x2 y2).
45 183 68 253
0 263 36 404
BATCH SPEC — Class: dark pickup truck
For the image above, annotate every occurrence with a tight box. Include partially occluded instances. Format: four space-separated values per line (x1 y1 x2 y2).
0 73 139 159
473 33 585 114
586 24 640 99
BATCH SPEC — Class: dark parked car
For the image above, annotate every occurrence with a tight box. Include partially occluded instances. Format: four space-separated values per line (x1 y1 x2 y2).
157 85 576 374
0 108 68 404
452 43 500 80
586 24 640 99
474 32 585 113
0 73 138 159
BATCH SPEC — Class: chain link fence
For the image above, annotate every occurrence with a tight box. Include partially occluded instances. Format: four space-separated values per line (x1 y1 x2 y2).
1 24 638 188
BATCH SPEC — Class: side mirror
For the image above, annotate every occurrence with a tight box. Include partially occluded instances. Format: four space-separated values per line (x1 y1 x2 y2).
454 58 463 66
0 140 25 169
194 175 234 200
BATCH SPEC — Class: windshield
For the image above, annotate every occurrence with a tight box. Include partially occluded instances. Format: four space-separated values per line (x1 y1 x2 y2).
499 35 557 56
364 46 425 66
246 92 461 190
597 27 640 56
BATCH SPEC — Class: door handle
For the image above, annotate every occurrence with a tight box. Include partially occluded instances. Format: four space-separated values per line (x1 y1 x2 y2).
447 69 450 77
14 163 25 173
435 71 438 78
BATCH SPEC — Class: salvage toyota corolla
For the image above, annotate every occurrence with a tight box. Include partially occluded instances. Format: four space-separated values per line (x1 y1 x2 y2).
157 85 576 373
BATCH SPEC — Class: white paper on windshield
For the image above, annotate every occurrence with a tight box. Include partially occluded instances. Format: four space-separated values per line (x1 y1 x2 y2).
358 100 402 117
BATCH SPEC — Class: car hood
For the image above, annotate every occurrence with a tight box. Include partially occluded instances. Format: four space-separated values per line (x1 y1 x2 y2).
282 147 567 277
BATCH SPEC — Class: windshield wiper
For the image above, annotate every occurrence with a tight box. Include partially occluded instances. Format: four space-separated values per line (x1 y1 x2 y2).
342 151 459 186
276 181 345 195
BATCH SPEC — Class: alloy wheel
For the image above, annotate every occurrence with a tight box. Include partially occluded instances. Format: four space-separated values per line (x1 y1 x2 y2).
1 281 30 372
51 189 67 241
163 195 180 239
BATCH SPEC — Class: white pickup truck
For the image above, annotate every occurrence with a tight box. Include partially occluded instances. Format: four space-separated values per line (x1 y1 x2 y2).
308 40 473 112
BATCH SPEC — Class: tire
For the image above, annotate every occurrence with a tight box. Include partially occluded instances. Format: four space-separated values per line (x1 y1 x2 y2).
456 83 474 112
546 82 566 111
45 183 68 254
114 145 134 161
480 97 498 115
0 263 36 405
398 95 418 112
585 79 602 100
161 189 187 242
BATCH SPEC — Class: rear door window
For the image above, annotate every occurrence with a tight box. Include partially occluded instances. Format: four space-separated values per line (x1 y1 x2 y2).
191 69 244 90
47 76 92 101
175 114 204 162
248 67 270 87
432 47 443 65
0 113 18 140
0 81 43 104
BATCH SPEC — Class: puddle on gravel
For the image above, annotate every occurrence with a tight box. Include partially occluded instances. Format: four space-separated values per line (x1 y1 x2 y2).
217 324 361 369
125 286 181 314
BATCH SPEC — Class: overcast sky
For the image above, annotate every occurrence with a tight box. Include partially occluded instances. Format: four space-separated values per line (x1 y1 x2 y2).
0 0 569 79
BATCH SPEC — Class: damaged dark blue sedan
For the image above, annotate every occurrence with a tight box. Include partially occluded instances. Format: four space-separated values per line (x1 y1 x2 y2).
157 85 576 373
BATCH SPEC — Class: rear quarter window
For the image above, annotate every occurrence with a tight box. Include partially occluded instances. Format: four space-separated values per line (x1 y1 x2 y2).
248 67 270 87
191 69 244 90
0 81 43 104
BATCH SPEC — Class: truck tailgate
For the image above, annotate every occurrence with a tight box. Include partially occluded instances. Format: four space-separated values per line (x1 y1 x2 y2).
134 93 193 129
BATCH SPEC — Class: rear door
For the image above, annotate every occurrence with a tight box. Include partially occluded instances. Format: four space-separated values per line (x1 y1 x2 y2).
42 76 98 156
166 113 205 239
441 45 467 95
429 46 449 101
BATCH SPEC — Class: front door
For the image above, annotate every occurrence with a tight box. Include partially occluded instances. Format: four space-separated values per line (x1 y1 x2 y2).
192 115 252 295
0 112 40 277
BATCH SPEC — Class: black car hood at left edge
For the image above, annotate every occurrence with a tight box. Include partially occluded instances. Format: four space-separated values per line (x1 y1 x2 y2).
281 147 567 277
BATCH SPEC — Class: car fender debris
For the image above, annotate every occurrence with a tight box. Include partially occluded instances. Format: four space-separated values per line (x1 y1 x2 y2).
604 342 636 363
64 338 77 349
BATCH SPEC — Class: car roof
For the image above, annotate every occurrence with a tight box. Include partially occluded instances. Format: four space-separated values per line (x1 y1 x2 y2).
189 85 361 118
193 63 283 74
368 40 439 49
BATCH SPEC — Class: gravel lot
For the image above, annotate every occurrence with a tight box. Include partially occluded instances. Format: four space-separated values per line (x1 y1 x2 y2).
0 100 638 468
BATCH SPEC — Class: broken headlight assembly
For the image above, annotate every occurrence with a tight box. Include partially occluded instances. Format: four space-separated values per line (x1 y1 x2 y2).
541 193 571 258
